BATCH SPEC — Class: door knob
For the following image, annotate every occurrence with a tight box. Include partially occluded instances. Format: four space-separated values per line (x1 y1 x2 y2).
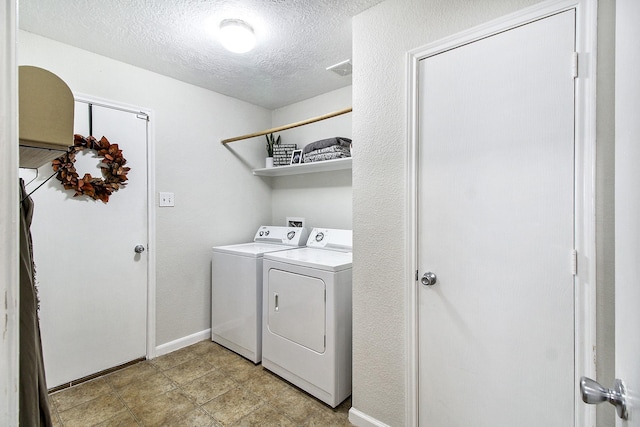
580 376 628 420
421 272 437 286
134 245 145 253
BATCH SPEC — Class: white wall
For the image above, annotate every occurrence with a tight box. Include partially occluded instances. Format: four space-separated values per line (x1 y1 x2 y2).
1 1 19 424
18 31 272 347
270 86 352 230
351 0 614 425
594 0 616 424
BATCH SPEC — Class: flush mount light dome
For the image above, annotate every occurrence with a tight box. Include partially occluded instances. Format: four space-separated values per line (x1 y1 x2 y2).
219 19 256 53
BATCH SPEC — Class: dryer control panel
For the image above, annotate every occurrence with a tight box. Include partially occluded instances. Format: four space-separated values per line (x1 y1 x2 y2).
254 225 308 246
306 228 352 252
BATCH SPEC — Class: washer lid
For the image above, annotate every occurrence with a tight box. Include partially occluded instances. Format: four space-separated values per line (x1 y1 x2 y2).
212 242 295 258
264 247 352 271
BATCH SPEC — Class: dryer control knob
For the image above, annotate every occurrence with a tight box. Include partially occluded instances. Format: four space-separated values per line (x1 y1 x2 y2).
315 232 324 242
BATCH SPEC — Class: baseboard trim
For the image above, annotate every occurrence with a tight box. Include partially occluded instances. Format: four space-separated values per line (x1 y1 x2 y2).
348 407 391 427
48 357 145 393
154 329 211 358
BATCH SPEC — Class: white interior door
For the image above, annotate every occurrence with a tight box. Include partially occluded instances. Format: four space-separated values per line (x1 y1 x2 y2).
418 11 576 426
614 0 640 424
27 100 148 387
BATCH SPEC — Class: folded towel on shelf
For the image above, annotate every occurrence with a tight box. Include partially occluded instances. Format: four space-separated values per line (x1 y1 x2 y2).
303 145 351 163
306 145 351 156
302 137 352 155
304 152 348 163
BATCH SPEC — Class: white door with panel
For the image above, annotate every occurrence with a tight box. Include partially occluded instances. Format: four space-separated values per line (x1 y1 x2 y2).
418 11 575 426
29 100 148 387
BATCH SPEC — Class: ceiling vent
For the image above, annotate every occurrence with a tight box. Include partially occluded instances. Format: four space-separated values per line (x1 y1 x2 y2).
326 59 352 77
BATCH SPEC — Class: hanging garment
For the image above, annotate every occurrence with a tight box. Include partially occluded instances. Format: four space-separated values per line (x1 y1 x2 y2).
19 179 53 427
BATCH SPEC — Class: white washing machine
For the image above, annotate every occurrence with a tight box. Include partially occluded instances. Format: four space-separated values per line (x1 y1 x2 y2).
211 225 307 363
262 228 352 407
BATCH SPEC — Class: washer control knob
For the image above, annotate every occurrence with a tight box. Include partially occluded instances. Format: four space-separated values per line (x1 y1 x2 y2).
259 231 264 236
265 230 270 236
315 232 325 242
287 231 296 240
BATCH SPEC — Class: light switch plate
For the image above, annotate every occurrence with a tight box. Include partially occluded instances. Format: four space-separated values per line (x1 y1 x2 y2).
159 192 175 207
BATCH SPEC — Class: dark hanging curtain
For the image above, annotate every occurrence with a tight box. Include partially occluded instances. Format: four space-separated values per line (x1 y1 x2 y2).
19 179 53 427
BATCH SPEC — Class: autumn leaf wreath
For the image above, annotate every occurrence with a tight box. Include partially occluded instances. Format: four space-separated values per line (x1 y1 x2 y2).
52 134 131 203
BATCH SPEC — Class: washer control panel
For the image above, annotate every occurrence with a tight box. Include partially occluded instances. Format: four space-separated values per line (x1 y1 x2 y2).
306 228 352 252
254 225 308 246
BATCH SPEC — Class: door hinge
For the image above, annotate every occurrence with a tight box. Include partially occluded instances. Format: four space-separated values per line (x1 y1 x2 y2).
571 249 578 276
415 270 419 281
136 113 149 121
572 52 579 79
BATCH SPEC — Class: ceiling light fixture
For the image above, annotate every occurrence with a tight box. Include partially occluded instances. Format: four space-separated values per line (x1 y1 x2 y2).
219 19 256 53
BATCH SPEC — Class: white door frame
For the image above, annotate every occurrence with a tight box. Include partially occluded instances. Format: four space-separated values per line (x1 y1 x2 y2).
405 1 598 426
1 0 19 424
74 93 157 360
615 0 640 425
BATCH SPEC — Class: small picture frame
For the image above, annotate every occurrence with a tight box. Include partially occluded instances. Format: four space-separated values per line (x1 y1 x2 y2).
290 149 302 165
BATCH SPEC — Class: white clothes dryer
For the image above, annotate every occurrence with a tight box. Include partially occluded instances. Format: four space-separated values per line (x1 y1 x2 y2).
262 228 352 407
211 225 307 363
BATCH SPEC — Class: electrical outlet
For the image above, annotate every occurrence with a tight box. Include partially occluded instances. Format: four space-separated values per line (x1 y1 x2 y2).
286 217 305 228
159 192 175 207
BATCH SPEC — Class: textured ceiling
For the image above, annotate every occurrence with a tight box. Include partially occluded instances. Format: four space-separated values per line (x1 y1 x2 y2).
19 0 385 109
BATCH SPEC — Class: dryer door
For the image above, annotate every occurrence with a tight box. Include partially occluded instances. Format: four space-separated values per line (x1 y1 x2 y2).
267 269 326 353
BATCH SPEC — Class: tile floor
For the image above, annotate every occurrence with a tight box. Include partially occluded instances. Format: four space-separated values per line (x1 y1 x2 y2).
48 340 352 426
